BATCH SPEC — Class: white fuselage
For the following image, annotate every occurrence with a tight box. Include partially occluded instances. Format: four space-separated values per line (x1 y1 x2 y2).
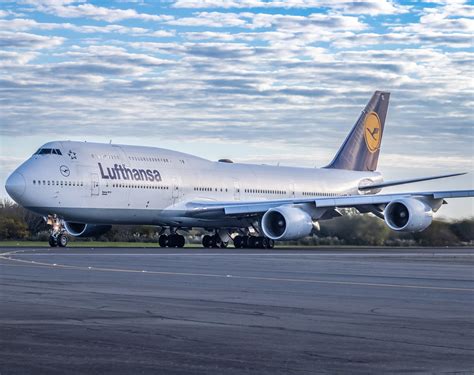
8 141 382 228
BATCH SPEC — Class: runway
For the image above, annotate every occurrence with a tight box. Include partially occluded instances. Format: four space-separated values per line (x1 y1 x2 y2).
1 247 473 374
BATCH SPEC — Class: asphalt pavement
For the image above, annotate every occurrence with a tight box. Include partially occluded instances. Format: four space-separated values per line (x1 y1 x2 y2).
1 247 473 374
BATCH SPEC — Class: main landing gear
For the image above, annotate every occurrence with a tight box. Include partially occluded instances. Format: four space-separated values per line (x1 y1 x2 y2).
47 215 69 248
159 233 185 248
233 235 274 249
201 234 274 249
201 234 229 248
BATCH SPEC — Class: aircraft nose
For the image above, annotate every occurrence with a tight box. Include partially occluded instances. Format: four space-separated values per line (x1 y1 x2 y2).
5 171 26 202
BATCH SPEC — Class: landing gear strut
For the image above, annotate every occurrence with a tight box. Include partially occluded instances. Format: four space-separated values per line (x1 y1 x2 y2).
47 215 68 248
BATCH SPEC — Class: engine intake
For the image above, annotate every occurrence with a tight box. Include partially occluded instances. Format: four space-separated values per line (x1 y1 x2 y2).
64 222 112 237
262 206 313 240
384 198 433 232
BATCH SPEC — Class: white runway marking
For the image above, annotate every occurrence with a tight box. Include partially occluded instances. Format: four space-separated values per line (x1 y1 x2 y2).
1 249 473 292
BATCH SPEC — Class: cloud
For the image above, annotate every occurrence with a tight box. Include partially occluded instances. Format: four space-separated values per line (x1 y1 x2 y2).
167 11 367 31
0 0 473 220
0 50 38 65
21 0 173 22
172 0 410 15
0 17 150 34
0 31 64 49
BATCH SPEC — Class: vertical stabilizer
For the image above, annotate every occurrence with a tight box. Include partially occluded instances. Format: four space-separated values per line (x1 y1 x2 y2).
325 91 390 171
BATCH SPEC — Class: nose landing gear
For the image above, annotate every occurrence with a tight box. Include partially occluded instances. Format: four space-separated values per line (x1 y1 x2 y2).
47 215 68 248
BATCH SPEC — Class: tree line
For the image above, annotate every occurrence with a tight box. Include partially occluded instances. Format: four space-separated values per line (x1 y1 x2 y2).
0 199 472 246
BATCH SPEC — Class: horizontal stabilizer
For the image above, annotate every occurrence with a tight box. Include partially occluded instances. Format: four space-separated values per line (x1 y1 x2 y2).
359 172 466 191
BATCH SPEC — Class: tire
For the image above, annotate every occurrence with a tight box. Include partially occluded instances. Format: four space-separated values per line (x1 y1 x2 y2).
168 234 178 248
177 235 185 248
233 235 243 248
211 235 221 248
158 234 168 247
248 236 257 248
242 236 249 248
255 237 264 249
267 238 275 249
48 236 58 247
58 234 68 247
202 234 211 248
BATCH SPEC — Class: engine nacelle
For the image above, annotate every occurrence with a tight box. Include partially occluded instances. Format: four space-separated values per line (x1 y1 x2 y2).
384 198 433 232
64 222 112 237
261 206 313 240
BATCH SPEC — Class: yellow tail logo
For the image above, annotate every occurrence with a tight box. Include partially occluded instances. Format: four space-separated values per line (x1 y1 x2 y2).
364 112 382 153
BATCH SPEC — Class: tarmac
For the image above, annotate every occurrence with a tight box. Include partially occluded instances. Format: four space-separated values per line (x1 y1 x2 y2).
0 247 473 374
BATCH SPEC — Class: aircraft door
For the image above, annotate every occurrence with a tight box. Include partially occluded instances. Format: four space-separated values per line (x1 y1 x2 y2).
91 173 99 196
172 178 179 203
234 181 241 200
289 183 295 198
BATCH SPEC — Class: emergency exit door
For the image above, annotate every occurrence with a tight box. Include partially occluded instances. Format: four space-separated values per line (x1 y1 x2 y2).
91 173 99 196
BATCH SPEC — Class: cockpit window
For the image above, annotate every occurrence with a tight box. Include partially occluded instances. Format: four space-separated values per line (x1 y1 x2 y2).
34 148 63 156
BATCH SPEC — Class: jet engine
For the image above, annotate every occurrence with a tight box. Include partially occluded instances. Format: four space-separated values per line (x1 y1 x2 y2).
384 198 433 232
261 206 313 240
64 222 112 237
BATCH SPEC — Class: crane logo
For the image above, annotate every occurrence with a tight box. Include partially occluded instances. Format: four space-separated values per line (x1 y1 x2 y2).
364 112 382 153
60 165 70 177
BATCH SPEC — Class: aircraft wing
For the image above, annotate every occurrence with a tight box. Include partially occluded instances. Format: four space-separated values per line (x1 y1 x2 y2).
184 190 474 218
358 172 466 191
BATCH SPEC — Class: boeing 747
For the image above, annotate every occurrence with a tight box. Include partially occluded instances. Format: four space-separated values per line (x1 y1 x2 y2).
5 91 473 248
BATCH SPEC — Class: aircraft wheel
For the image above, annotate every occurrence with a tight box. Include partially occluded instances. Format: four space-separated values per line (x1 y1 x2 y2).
248 236 257 248
48 235 58 247
202 234 212 248
211 234 221 248
159 234 168 248
58 234 68 247
242 236 249 248
256 236 265 249
233 235 243 248
168 234 180 248
177 235 185 248
267 238 275 249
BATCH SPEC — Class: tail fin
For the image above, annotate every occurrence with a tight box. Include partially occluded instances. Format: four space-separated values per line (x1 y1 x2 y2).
325 91 390 171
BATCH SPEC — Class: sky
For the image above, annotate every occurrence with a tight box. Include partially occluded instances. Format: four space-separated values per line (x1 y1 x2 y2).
0 0 473 219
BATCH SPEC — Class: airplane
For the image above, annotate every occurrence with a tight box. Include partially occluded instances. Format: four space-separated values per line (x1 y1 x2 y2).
5 91 473 248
